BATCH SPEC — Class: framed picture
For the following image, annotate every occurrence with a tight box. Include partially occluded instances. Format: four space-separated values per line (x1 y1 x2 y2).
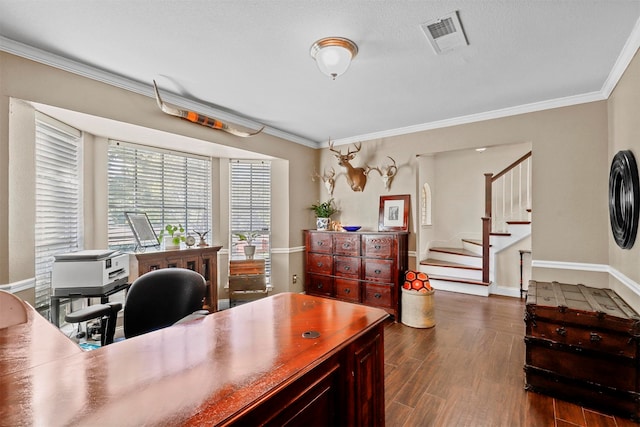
125 212 160 250
378 195 410 232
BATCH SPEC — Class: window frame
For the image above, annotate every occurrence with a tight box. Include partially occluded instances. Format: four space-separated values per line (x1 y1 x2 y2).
107 140 212 251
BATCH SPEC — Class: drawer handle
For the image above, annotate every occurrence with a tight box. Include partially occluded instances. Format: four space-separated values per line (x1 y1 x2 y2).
555 327 567 337
342 243 351 249
317 242 324 246
344 266 350 271
316 262 323 267
344 288 351 294
374 245 381 249
374 269 381 274
316 283 323 289
374 293 382 299
590 332 602 342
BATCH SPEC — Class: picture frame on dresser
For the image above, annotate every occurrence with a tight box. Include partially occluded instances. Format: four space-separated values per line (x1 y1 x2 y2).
378 195 410 231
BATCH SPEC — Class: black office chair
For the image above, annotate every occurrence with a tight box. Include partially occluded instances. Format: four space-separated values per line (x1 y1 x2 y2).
66 268 208 345
122 268 207 339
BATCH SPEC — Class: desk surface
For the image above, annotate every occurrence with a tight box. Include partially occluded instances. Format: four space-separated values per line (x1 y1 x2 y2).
0 292 388 426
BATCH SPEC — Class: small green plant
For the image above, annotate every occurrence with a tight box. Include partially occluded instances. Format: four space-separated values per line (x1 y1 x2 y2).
310 199 338 218
234 231 260 246
159 224 185 246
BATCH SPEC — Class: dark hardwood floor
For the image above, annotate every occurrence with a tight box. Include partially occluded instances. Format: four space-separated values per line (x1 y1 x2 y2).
383 290 640 427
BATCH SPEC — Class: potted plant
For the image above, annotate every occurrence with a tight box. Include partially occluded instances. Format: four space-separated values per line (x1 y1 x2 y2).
310 199 338 230
234 231 260 259
159 224 185 250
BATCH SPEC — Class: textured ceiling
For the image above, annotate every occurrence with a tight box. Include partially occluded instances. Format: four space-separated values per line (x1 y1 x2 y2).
1 1 640 148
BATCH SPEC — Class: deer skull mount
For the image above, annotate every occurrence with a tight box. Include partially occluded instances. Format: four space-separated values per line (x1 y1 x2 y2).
329 141 370 192
312 167 336 196
369 157 398 191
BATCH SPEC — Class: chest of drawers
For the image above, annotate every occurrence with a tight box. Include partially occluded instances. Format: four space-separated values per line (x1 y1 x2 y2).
304 230 408 319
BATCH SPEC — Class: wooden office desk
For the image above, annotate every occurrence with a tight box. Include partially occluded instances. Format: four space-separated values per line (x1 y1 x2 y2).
0 292 388 426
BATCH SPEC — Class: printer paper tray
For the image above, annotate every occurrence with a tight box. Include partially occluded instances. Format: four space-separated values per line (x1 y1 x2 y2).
52 277 128 297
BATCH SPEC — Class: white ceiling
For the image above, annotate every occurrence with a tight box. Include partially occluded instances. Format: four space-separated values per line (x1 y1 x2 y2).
1 1 640 150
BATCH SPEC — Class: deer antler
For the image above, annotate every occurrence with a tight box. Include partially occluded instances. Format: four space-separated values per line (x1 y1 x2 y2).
346 142 362 156
153 80 264 137
328 139 340 154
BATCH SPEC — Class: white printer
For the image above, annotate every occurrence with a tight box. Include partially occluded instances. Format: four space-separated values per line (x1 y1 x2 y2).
52 249 129 295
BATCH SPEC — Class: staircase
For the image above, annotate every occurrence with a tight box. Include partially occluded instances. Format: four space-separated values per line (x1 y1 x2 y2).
419 151 532 296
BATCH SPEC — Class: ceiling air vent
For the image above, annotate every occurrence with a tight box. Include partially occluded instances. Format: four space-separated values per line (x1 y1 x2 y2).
420 11 468 54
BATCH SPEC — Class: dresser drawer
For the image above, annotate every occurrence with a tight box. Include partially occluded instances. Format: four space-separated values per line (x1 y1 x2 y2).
333 234 360 256
362 235 395 259
335 278 360 303
308 232 333 254
364 259 393 282
307 253 332 275
363 283 392 309
334 256 360 279
306 274 334 297
527 320 637 358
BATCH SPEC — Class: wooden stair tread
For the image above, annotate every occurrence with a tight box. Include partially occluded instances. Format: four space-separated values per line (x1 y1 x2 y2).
506 220 531 225
428 275 491 287
462 238 482 246
420 258 481 271
430 247 481 258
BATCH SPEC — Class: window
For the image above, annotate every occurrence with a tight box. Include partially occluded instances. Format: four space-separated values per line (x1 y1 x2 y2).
108 141 211 251
35 113 82 311
229 160 271 276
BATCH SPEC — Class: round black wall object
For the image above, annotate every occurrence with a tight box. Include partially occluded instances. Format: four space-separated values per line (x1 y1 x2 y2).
609 150 640 249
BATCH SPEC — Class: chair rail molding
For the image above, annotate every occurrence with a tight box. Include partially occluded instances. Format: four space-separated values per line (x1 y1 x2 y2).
0 278 35 293
532 259 640 298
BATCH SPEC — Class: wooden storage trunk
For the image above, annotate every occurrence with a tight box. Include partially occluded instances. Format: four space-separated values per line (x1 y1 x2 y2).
524 280 640 420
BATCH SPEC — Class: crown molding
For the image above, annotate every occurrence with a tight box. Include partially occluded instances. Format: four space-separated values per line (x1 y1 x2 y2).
331 90 607 146
0 36 317 148
601 15 640 98
331 16 640 147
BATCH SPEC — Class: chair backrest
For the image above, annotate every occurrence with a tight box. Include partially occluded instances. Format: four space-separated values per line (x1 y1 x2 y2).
0 290 28 329
123 268 206 339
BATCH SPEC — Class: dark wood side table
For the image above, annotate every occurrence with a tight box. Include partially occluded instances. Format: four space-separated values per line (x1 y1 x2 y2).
130 246 222 312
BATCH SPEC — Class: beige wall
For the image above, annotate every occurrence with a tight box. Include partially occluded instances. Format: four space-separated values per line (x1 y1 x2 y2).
608 49 640 307
320 101 609 292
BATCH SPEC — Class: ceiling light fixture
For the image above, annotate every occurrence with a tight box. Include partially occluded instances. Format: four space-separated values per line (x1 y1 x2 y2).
310 37 358 80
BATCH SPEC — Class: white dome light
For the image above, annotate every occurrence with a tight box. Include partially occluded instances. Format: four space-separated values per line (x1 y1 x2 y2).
310 37 358 80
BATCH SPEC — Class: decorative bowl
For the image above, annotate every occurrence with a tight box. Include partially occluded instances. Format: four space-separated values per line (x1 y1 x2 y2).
342 226 362 232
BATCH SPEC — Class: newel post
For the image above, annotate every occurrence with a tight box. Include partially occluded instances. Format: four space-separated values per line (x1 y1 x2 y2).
482 173 493 284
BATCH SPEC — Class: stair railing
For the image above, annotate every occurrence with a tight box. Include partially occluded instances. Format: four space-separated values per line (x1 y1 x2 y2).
482 151 532 283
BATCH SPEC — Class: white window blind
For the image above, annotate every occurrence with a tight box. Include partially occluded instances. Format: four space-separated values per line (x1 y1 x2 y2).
108 141 211 250
35 113 82 310
230 160 271 275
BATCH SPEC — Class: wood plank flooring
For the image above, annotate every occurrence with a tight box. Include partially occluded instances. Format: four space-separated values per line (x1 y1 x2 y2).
384 290 640 427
